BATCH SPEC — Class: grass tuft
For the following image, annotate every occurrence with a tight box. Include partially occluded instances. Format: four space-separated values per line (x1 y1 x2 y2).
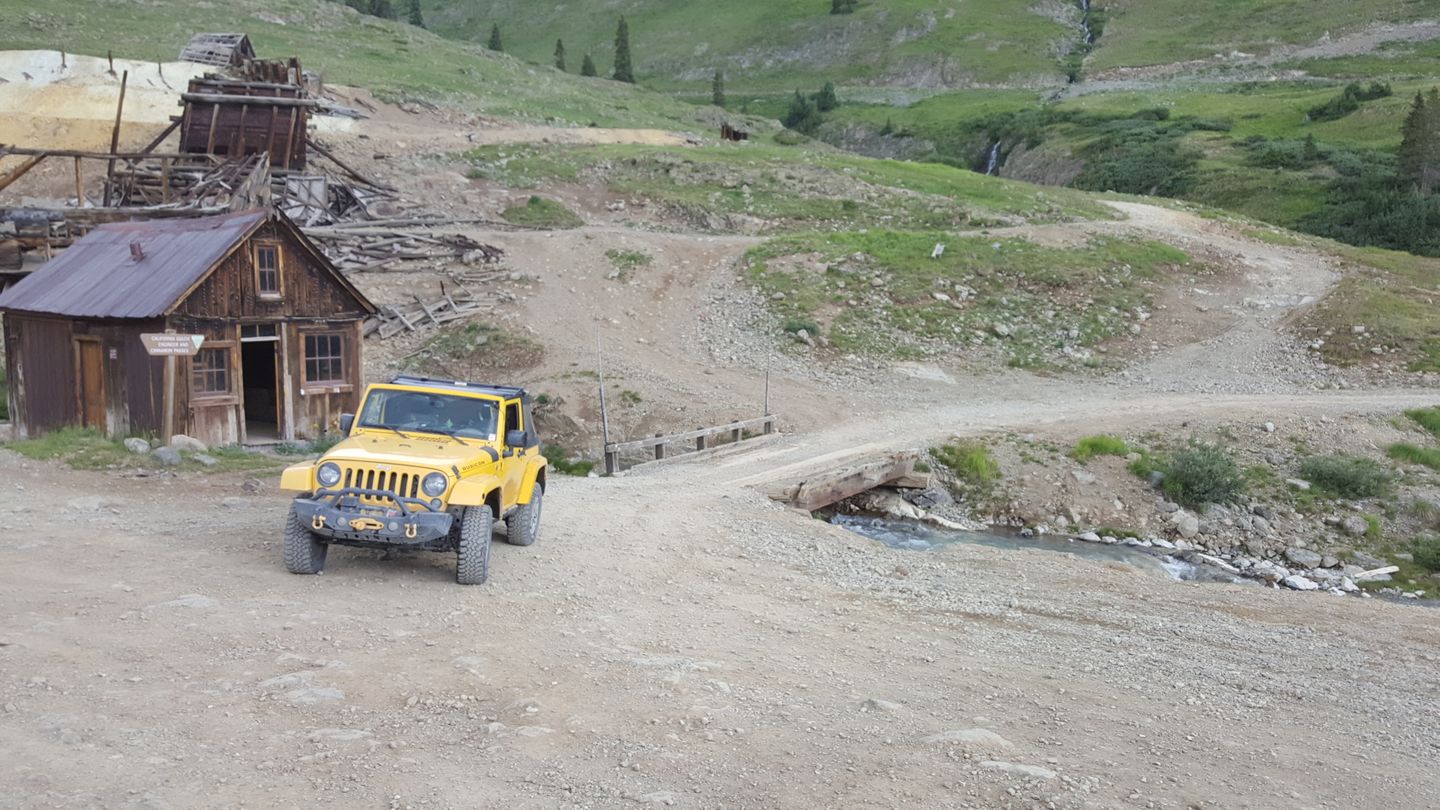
1414 537 1440 572
1072 434 1129 463
502 196 584 229
1403 407 1440 440
932 441 1001 493
542 446 594 476
1299 455 1394 497
1386 442 1440 471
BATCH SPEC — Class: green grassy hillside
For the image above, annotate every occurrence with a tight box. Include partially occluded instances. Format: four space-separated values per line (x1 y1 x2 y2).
0 0 717 127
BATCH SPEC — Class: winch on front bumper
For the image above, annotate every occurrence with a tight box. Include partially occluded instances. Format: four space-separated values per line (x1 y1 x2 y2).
291 487 455 547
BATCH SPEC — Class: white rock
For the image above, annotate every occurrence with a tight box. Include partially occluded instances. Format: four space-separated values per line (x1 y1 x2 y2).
1071 469 1097 485
979 761 1056 780
1286 478 1311 491
924 728 1014 748
1077 531 1101 542
123 438 151 454
169 434 208 453
1282 575 1321 591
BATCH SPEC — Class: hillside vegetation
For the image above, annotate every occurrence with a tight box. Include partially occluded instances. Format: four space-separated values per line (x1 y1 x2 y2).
0 0 718 127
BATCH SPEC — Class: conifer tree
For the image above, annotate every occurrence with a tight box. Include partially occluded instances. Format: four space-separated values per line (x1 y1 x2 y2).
712 69 726 108
369 0 396 20
581 53 598 77
554 39 567 71
407 0 424 27
1398 90 1440 195
815 81 839 112
613 17 635 83
783 90 820 134
488 24 504 52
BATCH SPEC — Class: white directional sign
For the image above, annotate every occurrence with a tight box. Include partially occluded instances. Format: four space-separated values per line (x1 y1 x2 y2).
140 333 205 356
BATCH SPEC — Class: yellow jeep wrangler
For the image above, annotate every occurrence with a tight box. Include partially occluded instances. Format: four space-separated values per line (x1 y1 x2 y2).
279 375 547 585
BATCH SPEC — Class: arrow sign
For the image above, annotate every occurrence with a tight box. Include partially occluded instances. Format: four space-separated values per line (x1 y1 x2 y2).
140 333 205 356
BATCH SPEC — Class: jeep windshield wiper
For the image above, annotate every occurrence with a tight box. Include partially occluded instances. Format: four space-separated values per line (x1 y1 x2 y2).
363 422 413 440
431 428 475 447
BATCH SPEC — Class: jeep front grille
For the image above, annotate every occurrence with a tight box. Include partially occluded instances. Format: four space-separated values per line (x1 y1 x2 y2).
339 465 423 503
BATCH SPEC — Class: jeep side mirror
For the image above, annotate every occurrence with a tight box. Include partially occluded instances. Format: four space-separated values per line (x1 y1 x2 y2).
339 413 354 434
505 429 528 448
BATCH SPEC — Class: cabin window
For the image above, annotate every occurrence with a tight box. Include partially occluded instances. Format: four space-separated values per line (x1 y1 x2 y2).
304 333 345 384
255 243 281 298
192 347 231 396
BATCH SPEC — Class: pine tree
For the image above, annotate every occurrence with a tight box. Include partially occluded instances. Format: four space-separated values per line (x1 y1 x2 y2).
783 89 820 134
1399 90 1440 195
554 39 567 72
712 70 726 108
488 23 504 52
581 53 597 77
815 81 839 112
613 17 635 83
369 0 396 20
830 0 857 14
407 0 424 27
345 0 366 12
879 117 894 136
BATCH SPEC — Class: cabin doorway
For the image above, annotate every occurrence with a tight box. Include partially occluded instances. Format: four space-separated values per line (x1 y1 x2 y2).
241 325 281 443
74 338 107 434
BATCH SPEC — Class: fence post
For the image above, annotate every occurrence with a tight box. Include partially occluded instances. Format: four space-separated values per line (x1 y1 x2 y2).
604 446 618 475
731 423 742 444
763 415 774 435
696 430 707 452
654 433 665 460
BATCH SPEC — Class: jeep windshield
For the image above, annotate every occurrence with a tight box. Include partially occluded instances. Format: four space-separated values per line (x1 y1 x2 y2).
357 388 500 441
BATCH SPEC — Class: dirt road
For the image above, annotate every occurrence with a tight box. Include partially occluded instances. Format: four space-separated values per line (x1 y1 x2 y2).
3 379 1439 809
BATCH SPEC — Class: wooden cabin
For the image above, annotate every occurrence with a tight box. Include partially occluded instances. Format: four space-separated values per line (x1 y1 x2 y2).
0 210 375 445
179 33 257 68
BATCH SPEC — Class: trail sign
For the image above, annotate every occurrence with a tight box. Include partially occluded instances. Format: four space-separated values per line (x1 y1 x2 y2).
141 333 205 356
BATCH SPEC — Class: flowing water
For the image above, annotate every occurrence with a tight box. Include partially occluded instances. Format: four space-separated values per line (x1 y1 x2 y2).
832 515 1248 584
983 141 1000 175
1079 0 1095 46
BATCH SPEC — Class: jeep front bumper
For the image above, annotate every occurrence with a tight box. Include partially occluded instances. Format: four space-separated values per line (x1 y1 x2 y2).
292 488 454 545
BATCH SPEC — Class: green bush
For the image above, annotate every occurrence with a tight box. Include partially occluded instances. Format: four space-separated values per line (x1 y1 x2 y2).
1298 455 1394 497
1404 407 1440 440
932 441 1001 490
1073 434 1129 462
1414 537 1440 572
501 196 584 229
781 316 820 336
1387 442 1440 471
542 445 594 476
1161 443 1245 507
773 129 809 146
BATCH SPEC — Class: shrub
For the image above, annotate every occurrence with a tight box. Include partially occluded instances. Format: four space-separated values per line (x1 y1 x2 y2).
1387 442 1440 471
501 196 583 229
1298 455 1394 497
781 316 820 336
1415 537 1440 572
1404 407 1440 440
932 441 1001 490
773 129 808 146
1073 434 1129 462
1161 443 1245 507
542 445 594 476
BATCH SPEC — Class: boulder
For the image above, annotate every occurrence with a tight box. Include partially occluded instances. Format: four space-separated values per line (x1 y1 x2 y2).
1282 574 1321 591
169 434 208 453
1284 548 1324 569
1173 511 1200 539
1340 516 1370 537
1286 478 1311 491
191 453 218 468
123 437 151 454
152 446 182 466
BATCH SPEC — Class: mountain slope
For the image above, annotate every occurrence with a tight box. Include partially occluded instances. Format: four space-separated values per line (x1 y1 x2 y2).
420 0 1438 90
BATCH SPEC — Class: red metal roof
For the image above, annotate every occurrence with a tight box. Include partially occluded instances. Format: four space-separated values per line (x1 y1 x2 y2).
0 210 267 319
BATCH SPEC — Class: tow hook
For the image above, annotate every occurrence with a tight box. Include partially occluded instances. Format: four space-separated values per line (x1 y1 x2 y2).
405 523 418 539
312 515 327 531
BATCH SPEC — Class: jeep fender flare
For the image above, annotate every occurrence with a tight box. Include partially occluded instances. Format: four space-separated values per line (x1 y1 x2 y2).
518 458 547 504
280 462 316 493
450 475 505 515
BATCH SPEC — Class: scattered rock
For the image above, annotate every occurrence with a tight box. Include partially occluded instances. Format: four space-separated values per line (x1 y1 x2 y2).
991 323 1012 338
863 698 902 712
1340 516 1369 537
169 434 208 453
925 728 1014 748
1286 478 1311 491
1284 548 1323 569
152 447 182 466
1282 575 1321 591
242 478 265 494
979 761 1056 780
191 453 218 468
286 687 345 706
123 438 150 454
1071 469 1096 485
1173 512 1200 539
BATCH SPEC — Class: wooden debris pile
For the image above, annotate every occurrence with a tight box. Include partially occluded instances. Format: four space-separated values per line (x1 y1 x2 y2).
364 281 505 340
304 221 504 273
109 152 272 211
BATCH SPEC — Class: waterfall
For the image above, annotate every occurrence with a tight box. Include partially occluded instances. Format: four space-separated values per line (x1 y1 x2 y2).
1078 0 1095 46
984 142 1000 176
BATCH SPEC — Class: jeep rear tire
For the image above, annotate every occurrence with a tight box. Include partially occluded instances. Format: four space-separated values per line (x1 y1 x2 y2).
457 505 493 585
504 487 543 546
284 502 328 575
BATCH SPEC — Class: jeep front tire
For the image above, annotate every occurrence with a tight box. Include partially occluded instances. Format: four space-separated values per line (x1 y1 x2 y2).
457 505 493 585
504 487 543 547
284 502 328 575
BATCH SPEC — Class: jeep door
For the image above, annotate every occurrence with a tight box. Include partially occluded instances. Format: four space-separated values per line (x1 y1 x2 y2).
500 398 528 506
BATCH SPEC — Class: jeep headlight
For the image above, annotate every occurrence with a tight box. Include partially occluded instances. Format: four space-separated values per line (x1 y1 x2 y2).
422 472 449 497
316 462 342 488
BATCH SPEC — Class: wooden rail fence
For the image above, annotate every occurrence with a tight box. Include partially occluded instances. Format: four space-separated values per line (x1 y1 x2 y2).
604 415 776 475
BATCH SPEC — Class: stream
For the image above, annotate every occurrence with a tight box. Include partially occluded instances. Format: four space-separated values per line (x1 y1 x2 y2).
832 515 1249 584
983 141 1000 175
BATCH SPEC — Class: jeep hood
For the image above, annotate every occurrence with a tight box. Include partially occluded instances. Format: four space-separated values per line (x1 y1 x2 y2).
322 433 501 470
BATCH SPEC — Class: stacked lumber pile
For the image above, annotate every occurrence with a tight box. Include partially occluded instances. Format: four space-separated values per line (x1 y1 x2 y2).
304 222 504 273
364 281 504 339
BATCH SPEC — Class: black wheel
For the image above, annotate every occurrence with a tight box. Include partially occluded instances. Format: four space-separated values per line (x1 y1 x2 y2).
504 487 543 547
284 502 327 575
457 505 493 585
